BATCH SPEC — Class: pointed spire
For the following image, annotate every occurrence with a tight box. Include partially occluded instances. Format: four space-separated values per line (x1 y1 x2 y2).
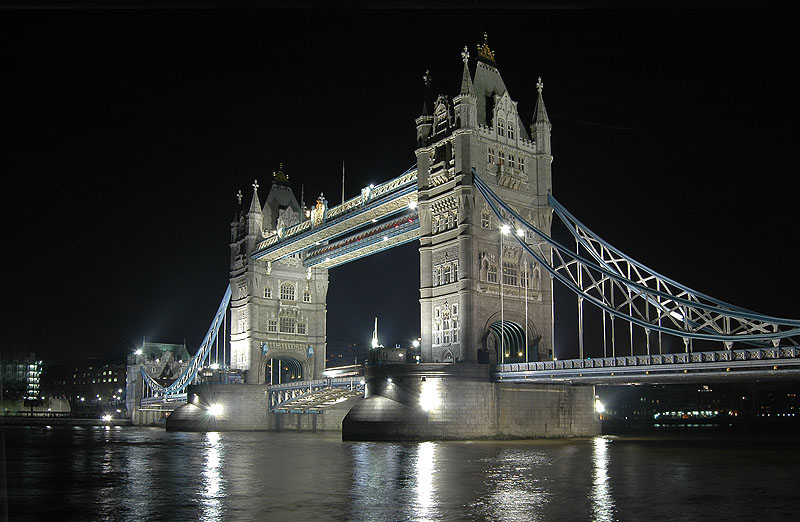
533 76 551 126
460 46 474 95
249 178 261 213
421 69 432 116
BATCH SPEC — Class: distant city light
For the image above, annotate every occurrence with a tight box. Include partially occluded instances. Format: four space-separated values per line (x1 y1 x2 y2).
412 340 420 348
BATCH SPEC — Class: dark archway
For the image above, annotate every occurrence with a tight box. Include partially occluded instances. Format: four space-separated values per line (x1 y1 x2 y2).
266 357 304 385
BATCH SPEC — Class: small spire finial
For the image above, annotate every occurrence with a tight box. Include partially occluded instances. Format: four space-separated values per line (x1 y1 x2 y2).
236 189 243 205
477 32 495 62
536 76 544 94
273 162 289 183
461 45 469 65
252 179 259 192
423 69 431 88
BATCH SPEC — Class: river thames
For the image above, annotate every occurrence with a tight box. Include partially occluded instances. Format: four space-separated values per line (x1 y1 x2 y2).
3 425 799 521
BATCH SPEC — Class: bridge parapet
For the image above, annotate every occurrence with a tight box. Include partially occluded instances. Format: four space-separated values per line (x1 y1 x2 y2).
496 346 800 384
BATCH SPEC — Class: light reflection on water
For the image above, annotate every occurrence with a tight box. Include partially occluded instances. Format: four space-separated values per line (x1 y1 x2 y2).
414 441 436 521
201 431 225 521
5 427 800 521
591 437 615 522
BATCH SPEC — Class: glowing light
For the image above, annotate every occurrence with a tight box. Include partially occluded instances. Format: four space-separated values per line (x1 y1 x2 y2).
412 340 420 348
134 349 143 355
500 224 511 235
595 400 605 414
208 404 224 416
387 378 393 384
409 200 417 209
516 228 525 237
101 414 112 422
420 378 440 412
209 363 219 370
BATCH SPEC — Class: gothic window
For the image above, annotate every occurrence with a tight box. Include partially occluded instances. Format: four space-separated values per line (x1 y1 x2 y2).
452 319 458 342
432 215 440 234
303 289 311 302
280 282 295 301
238 310 247 333
267 319 277 333
508 120 515 140
503 261 518 286
481 210 491 229
509 154 515 169
452 303 459 316
434 307 441 319
519 155 525 172
488 147 495 164
442 264 452 285
264 287 272 299
297 320 307 335
498 151 505 166
279 316 296 334
487 264 498 283
498 119 505 137
446 212 454 230
433 267 440 287
452 261 458 282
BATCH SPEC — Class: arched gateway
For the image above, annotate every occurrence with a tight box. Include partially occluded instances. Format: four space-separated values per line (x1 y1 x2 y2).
229 37 553 384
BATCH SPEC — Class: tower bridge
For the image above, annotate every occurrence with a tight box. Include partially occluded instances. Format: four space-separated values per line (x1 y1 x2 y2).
135 36 800 439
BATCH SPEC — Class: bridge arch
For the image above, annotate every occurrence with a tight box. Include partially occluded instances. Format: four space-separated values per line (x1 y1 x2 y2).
479 312 541 365
257 350 310 385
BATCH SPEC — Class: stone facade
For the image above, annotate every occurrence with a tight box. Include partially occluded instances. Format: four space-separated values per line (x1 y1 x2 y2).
229 173 329 384
416 41 554 365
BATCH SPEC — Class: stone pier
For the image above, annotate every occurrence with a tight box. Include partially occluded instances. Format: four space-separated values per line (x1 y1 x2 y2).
342 363 599 440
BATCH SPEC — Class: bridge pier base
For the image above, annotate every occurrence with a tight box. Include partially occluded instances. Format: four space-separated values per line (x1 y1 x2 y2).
342 363 600 441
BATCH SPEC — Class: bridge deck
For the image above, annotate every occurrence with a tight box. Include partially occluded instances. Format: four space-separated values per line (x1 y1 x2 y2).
252 168 417 263
495 346 800 384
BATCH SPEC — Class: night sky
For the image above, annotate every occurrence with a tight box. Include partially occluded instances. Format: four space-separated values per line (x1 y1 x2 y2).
3 7 799 363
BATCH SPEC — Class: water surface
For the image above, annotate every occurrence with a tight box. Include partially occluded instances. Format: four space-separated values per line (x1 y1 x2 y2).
3 426 799 521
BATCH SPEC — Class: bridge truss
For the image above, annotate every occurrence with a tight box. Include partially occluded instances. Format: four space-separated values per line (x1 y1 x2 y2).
139 285 231 403
472 170 800 359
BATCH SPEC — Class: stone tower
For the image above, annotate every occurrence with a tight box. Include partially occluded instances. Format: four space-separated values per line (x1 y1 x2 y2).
416 36 553 364
229 167 329 384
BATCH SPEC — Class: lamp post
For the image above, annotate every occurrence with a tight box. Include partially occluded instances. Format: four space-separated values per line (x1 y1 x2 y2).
500 224 511 364
517 228 527 363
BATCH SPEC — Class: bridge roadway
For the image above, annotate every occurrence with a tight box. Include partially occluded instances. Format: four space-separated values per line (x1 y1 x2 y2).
495 346 800 384
252 167 419 269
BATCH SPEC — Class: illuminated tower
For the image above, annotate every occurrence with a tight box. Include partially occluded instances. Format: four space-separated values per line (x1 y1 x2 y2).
229 166 329 384
416 35 553 364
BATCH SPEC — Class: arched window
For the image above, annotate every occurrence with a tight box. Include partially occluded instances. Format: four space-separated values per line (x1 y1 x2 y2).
507 119 515 140
280 282 295 301
303 289 311 302
497 119 505 137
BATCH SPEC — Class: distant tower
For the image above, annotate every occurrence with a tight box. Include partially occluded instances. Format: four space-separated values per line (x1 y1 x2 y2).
229 166 329 384
416 34 553 364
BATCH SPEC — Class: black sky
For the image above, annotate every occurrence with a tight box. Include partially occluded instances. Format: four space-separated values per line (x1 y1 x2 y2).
3 7 799 362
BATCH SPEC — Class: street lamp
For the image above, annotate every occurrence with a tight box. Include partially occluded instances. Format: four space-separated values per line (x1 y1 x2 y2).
500 224 511 364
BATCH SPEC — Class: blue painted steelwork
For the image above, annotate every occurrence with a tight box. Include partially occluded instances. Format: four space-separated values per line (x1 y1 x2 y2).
140 284 231 397
304 212 420 268
252 166 417 262
473 170 800 345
